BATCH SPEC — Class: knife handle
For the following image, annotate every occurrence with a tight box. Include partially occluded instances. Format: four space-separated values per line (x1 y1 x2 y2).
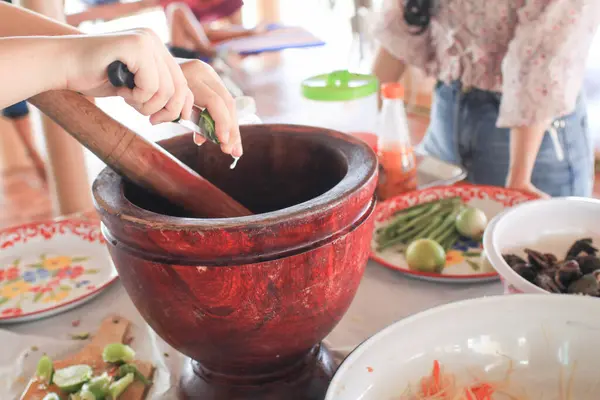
107 61 135 90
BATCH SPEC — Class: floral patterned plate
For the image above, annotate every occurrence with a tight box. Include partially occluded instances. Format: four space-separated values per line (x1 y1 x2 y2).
0 216 117 324
370 184 539 283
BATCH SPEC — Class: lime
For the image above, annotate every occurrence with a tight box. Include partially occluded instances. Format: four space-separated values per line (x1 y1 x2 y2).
83 373 111 398
406 239 446 273
102 343 136 363
36 355 54 384
53 364 93 393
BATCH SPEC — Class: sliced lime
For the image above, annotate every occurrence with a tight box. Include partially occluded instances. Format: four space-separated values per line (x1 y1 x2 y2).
42 393 60 400
53 364 93 393
83 373 111 399
102 343 135 364
76 387 97 400
109 372 134 399
36 355 54 384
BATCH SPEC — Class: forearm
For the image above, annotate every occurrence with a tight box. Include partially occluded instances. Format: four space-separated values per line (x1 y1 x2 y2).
204 27 255 43
66 1 156 26
0 3 79 37
372 47 406 107
506 122 548 186
0 37 70 108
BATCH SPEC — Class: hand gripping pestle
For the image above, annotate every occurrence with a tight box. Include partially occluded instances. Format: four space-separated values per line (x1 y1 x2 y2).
27 62 252 218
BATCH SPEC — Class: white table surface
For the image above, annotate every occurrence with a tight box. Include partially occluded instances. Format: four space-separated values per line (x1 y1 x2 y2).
1 259 501 399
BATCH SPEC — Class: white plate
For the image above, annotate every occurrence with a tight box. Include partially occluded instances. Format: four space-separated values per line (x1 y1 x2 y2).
326 294 600 400
371 184 538 283
0 217 117 324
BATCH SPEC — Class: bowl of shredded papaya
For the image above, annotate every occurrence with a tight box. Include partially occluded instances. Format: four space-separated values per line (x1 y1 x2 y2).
326 294 599 400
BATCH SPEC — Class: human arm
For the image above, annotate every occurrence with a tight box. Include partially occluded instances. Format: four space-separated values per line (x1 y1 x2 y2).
506 123 550 198
66 0 159 27
372 47 406 107
371 0 433 105
0 2 242 156
203 25 260 43
499 0 600 195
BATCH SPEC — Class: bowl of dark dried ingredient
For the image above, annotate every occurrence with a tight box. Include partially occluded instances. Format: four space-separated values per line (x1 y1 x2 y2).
483 197 600 295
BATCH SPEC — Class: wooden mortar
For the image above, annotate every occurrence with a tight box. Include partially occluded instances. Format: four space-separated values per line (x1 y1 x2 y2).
93 124 378 399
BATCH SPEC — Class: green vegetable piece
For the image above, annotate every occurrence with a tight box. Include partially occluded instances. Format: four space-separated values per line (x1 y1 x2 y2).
42 393 60 400
118 364 150 386
198 108 219 144
102 343 135 364
83 373 111 399
109 372 135 399
70 390 96 400
53 364 93 393
36 355 54 384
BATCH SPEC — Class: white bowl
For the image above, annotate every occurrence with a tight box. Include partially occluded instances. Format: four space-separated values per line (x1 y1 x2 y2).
326 294 600 400
483 197 600 294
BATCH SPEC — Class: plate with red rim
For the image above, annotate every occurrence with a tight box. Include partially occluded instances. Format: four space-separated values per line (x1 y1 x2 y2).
370 184 539 283
0 215 117 324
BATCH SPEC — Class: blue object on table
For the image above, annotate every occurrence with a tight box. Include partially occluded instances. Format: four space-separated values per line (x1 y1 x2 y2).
216 26 325 56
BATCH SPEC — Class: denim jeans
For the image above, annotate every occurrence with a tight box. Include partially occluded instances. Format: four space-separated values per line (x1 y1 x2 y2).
419 81 594 197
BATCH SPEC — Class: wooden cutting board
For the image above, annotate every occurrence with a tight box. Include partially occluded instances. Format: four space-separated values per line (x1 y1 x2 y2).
21 315 154 400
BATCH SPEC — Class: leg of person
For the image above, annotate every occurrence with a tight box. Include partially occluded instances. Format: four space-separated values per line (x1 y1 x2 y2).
418 81 463 166
2 101 47 182
165 2 216 58
465 91 593 197
20 0 93 215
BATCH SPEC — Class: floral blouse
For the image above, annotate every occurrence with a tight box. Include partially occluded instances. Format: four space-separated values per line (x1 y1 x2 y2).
373 0 600 127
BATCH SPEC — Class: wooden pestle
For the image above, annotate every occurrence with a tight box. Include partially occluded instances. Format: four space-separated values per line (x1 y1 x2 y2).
28 89 252 218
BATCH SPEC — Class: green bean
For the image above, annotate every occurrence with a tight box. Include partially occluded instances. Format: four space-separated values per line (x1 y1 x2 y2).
109 373 134 399
381 197 460 236
118 364 151 386
390 202 453 237
36 355 54 385
427 205 463 243
392 197 460 220
387 203 432 223
436 224 459 245
412 214 448 241
102 343 135 364
441 231 460 251
377 227 421 251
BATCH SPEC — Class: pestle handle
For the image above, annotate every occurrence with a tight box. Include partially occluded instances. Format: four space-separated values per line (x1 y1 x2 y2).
28 90 252 218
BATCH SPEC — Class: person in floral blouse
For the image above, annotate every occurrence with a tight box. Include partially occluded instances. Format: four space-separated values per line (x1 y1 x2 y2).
372 0 600 197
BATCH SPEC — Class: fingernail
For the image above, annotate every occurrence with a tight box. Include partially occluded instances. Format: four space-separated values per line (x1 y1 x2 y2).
233 142 243 157
193 132 206 146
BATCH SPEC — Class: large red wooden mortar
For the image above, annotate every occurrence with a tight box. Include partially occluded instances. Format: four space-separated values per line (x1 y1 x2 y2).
92 124 378 399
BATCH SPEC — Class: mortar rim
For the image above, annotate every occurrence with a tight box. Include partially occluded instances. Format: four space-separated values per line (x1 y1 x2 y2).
92 124 378 232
